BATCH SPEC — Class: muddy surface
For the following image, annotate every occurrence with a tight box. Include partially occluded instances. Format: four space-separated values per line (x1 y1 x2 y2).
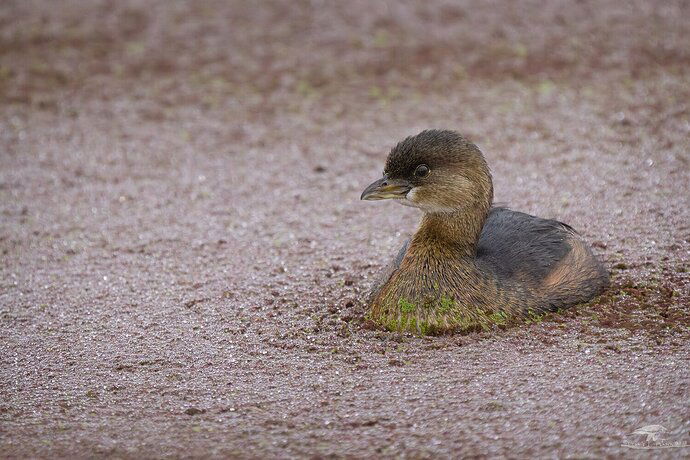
1 0 689 458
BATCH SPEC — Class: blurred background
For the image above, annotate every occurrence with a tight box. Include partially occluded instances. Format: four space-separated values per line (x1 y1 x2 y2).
1 1 689 457
3 1 689 100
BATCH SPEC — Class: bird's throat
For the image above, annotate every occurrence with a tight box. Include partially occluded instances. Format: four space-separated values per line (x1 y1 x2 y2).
409 208 488 259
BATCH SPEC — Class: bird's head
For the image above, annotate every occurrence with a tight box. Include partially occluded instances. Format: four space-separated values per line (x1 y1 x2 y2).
361 129 493 215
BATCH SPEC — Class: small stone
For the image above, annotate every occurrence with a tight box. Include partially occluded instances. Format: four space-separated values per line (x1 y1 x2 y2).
184 407 205 416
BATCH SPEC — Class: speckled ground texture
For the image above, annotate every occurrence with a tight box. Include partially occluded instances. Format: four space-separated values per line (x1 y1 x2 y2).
1 0 689 458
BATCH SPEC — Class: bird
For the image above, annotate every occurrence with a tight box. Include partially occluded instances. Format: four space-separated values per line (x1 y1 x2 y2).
360 129 609 335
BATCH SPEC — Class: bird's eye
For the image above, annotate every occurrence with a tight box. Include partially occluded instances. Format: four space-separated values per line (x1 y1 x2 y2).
414 164 430 177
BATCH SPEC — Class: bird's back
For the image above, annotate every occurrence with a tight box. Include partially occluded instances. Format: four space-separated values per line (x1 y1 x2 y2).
477 207 608 310
477 207 574 283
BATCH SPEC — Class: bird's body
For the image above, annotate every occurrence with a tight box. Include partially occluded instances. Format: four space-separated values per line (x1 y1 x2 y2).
361 130 608 334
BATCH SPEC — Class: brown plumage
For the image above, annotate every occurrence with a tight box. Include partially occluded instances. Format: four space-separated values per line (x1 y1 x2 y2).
361 129 608 334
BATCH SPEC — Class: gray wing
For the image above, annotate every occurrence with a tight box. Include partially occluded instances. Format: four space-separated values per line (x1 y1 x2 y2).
476 207 575 284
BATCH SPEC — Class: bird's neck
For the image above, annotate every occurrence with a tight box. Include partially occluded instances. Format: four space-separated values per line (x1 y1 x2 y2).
408 166 493 260
409 207 489 259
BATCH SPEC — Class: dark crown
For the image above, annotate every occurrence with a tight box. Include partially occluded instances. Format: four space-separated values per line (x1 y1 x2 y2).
384 129 481 178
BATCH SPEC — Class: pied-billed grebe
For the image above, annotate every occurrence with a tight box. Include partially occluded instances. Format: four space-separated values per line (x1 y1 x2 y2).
361 129 608 334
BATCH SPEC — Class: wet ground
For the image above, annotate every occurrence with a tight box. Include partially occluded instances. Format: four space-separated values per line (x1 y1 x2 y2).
1 0 689 458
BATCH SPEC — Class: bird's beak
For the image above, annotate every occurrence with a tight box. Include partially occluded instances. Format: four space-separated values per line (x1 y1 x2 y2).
360 177 412 201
